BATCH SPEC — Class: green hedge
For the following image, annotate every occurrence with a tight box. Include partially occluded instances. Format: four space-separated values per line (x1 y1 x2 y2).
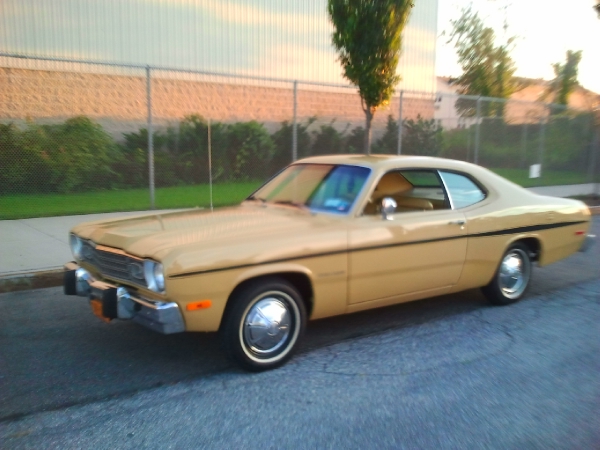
0 112 594 196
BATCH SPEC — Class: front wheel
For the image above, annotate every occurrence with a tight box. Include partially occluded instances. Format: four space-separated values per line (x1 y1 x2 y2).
220 278 306 371
482 243 532 305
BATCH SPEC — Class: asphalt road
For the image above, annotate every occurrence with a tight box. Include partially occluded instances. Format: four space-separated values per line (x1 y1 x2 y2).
1 218 598 449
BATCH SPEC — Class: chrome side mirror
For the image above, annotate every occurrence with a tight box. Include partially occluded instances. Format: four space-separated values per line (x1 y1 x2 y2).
381 197 397 220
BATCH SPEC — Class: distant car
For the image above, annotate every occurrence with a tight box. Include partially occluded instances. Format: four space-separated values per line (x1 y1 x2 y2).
64 155 595 371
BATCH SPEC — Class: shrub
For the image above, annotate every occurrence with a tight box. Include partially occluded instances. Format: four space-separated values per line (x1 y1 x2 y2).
345 126 365 154
440 127 471 161
401 114 443 157
119 127 174 188
222 121 275 181
271 117 315 174
42 117 121 192
311 121 346 155
0 117 121 194
373 115 399 154
0 123 52 195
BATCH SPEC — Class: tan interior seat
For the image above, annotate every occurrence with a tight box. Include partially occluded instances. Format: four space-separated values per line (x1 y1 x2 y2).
372 172 412 197
363 172 412 215
395 197 433 211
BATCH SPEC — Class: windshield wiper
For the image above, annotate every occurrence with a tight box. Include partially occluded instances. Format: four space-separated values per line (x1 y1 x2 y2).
246 195 267 203
272 200 309 210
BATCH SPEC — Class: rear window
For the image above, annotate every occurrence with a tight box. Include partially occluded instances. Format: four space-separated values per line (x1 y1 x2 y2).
439 171 486 209
401 171 442 187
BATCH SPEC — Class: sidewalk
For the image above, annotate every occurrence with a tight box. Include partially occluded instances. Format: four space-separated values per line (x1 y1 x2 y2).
0 210 174 292
0 186 598 293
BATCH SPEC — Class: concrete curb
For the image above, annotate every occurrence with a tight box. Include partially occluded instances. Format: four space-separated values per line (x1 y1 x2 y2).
0 269 64 294
2 206 599 295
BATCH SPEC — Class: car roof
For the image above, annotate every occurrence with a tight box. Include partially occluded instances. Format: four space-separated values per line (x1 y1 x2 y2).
293 154 532 199
294 154 483 172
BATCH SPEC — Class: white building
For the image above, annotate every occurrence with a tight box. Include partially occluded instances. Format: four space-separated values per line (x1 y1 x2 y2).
0 0 439 92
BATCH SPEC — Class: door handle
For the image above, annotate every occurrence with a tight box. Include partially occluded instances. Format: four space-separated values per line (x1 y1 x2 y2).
448 219 466 226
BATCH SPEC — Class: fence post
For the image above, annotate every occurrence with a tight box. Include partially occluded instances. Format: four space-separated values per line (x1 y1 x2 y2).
520 122 528 168
538 116 546 177
208 118 213 212
397 90 404 155
292 80 298 162
146 66 155 210
466 123 471 162
474 96 482 165
589 129 599 193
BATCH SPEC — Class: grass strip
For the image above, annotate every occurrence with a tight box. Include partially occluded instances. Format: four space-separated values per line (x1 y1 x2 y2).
0 169 595 220
489 168 593 187
0 182 261 220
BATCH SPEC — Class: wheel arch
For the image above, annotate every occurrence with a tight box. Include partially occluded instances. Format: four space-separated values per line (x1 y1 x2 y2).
481 237 535 305
515 236 541 262
480 235 541 287
219 271 314 332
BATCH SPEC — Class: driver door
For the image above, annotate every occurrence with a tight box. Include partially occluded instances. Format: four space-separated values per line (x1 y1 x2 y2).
348 209 468 304
347 169 468 305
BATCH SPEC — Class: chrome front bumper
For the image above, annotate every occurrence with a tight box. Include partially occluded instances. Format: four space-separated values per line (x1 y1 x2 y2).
64 262 185 334
579 234 596 253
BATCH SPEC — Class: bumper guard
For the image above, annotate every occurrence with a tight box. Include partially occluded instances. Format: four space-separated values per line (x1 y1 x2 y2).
64 262 185 334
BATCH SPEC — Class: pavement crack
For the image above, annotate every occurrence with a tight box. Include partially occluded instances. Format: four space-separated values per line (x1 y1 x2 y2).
18 220 66 244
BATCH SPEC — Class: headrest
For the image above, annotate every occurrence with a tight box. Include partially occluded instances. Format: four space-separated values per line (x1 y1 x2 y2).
373 172 412 197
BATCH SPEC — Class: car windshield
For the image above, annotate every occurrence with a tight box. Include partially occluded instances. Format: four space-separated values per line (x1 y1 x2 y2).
248 164 371 214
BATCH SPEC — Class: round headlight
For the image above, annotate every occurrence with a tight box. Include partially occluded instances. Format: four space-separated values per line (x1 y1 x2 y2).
144 260 165 293
154 263 165 292
70 234 83 259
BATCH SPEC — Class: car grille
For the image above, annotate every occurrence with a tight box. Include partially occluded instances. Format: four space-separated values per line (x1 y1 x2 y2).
81 240 144 285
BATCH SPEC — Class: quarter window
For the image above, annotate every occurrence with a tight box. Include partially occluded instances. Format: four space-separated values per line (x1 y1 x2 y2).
439 171 486 209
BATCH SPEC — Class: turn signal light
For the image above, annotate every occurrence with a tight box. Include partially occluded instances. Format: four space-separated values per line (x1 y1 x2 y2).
186 300 212 311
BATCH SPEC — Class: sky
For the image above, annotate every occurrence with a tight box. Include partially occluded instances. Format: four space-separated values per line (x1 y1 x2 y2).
436 0 600 94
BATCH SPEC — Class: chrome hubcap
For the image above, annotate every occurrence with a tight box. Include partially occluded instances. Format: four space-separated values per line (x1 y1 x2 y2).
498 249 530 299
243 296 291 355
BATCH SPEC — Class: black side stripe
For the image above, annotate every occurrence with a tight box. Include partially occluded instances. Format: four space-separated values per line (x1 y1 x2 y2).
470 220 586 238
169 220 587 279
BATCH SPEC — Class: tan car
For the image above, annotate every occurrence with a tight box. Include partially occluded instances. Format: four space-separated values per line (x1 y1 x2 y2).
64 155 595 371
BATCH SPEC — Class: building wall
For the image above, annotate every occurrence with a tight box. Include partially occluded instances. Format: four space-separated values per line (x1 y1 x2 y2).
0 67 434 138
0 0 439 93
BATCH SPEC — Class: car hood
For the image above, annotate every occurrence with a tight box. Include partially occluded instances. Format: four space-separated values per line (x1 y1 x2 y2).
72 204 348 274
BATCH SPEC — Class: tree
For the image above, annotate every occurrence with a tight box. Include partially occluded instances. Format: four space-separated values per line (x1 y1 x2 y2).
548 50 582 106
448 6 517 117
328 0 414 154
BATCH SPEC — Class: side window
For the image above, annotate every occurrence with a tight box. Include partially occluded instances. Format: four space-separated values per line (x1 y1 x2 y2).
439 171 486 209
363 169 449 215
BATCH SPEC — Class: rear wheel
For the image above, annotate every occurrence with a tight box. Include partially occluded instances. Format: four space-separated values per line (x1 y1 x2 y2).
482 243 532 305
221 277 306 371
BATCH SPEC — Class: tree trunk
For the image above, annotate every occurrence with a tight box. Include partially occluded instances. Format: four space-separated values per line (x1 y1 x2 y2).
364 108 373 155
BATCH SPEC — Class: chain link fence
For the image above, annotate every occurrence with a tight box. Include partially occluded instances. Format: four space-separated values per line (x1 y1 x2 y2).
0 54 598 219
435 93 599 187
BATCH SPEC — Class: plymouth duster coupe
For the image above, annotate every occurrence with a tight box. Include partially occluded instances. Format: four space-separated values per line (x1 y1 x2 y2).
64 155 595 370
